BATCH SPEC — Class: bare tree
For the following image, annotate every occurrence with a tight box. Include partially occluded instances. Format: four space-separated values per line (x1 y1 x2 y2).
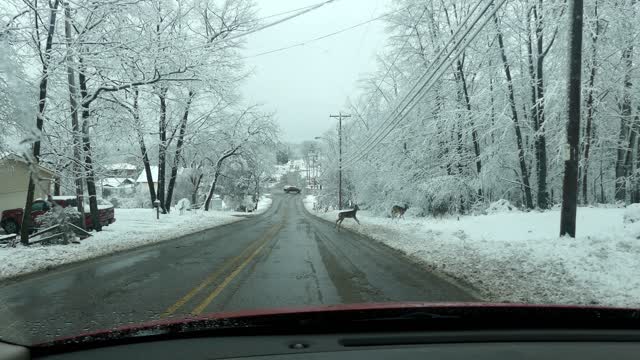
20 0 61 244
493 13 534 209
166 90 195 209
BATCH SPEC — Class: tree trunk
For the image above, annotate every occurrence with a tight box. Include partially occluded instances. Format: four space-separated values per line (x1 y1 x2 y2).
616 43 634 203
582 0 600 204
489 64 496 145
630 111 640 203
53 178 61 196
600 157 605 203
157 87 168 213
456 59 482 178
632 128 640 203
166 90 195 209
204 148 240 211
253 175 260 210
20 0 61 244
132 88 157 206
526 21 542 205
494 15 534 209
192 173 203 205
204 171 221 212
455 117 464 175
77 56 101 231
560 0 584 237
63 1 86 224
533 2 550 209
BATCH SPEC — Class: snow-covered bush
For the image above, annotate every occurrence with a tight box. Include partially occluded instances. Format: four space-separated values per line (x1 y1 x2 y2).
623 204 640 224
222 195 255 212
175 198 191 214
486 199 519 214
109 192 151 209
416 176 476 217
37 206 83 229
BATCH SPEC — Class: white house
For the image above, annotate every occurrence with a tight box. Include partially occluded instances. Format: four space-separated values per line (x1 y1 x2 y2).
0 153 56 212
136 166 160 192
135 166 185 192
105 163 138 178
100 177 135 197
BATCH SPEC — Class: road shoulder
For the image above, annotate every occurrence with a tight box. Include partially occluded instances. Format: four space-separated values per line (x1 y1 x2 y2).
0 197 273 282
299 195 484 301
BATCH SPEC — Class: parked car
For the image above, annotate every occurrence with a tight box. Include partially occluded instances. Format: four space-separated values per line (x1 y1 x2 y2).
283 185 301 194
0 199 51 234
51 196 116 229
0 196 116 234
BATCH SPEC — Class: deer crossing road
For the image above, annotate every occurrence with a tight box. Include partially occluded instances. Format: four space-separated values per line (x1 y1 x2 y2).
0 194 475 344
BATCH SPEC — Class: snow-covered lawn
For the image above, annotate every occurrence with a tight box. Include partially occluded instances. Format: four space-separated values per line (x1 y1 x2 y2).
304 195 640 307
0 196 272 281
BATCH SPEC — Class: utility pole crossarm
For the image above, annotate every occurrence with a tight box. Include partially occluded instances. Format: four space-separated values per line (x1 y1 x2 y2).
329 112 351 210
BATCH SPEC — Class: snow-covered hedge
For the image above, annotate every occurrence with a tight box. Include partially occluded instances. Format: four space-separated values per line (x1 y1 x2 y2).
486 199 519 214
37 206 83 229
416 176 476 217
623 204 640 224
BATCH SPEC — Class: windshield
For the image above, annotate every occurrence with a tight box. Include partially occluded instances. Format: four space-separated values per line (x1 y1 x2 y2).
1 0 639 347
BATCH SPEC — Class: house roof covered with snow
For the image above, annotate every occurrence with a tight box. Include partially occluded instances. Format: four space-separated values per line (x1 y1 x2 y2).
102 177 135 187
106 163 137 171
0 152 57 176
136 166 185 183
136 166 158 183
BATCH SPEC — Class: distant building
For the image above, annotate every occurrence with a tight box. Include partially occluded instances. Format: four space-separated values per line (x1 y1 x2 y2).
136 166 160 192
100 177 135 197
0 153 56 212
135 166 184 192
105 163 138 178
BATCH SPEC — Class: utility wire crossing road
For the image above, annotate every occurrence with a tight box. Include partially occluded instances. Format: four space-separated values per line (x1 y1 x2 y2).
0 194 475 344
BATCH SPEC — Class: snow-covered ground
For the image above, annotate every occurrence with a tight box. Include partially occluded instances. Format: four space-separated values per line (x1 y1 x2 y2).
304 195 640 307
0 196 272 281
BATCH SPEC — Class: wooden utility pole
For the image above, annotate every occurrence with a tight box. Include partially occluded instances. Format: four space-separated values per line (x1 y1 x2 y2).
560 0 584 237
330 112 350 210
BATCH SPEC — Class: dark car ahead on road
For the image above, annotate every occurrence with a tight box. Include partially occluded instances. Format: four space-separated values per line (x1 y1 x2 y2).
283 185 301 194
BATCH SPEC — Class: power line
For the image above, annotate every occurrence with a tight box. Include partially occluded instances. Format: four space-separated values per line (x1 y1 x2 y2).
243 6 409 59
340 0 487 167
252 3 330 23
182 0 339 54
356 5 429 121
342 1 503 170
343 0 489 166
341 0 506 170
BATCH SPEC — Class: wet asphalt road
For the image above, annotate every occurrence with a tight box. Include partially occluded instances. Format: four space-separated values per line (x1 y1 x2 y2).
0 193 474 344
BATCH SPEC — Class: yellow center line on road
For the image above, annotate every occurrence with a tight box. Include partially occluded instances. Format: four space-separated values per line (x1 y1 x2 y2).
190 223 283 315
160 225 278 318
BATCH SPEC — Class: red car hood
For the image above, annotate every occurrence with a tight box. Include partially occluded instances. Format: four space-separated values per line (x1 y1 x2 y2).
38 302 640 349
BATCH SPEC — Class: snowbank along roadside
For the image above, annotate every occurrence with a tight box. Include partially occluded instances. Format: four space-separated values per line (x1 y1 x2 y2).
0 196 273 281
304 195 640 307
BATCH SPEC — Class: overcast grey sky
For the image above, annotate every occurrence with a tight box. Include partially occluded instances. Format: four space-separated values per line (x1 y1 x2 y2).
240 0 392 142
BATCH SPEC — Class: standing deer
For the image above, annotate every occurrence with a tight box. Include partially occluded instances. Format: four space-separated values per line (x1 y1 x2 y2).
391 204 409 220
336 205 360 231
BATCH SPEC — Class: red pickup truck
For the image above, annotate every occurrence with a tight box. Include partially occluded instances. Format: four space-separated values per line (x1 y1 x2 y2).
0 196 115 234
